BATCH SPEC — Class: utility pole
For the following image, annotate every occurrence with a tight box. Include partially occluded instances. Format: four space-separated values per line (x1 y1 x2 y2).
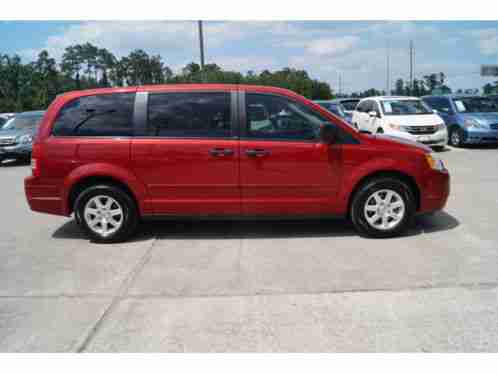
338 73 342 97
198 20 205 81
409 40 414 94
386 40 391 95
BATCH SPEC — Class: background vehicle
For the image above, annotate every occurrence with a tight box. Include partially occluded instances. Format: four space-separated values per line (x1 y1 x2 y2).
314 99 353 124
0 113 16 128
352 96 447 150
423 95 498 147
25 85 449 243
0 111 45 164
422 95 498 147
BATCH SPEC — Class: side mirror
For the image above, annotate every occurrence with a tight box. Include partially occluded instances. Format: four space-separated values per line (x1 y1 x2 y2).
368 111 379 118
319 124 338 144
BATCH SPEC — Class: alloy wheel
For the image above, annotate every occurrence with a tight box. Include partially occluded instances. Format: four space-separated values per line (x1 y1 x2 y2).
363 189 405 231
83 195 124 237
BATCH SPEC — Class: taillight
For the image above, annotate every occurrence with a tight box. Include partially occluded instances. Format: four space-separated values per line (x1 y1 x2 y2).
31 142 41 177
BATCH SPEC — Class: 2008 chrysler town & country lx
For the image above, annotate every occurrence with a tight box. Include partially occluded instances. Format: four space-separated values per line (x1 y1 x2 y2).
25 84 450 243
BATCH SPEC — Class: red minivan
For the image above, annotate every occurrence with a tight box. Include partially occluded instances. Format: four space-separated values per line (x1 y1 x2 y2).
25 84 450 242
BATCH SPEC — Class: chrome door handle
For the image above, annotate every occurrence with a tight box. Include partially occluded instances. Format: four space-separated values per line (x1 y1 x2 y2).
246 149 271 157
209 148 234 157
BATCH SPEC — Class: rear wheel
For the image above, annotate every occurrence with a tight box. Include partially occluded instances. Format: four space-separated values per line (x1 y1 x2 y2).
376 127 384 134
350 177 415 238
448 126 464 147
74 184 138 243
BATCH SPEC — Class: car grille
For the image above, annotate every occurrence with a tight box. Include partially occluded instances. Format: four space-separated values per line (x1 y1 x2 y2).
490 123 498 130
403 125 438 135
0 137 17 146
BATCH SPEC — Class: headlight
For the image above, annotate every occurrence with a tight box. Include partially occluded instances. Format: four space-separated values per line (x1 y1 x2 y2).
18 134 33 144
388 123 404 131
436 123 447 131
425 153 445 171
463 119 485 129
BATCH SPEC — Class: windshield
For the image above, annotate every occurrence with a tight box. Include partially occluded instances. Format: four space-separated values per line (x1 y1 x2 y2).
2 115 43 131
381 99 432 115
0 118 6 127
452 97 498 113
340 100 359 112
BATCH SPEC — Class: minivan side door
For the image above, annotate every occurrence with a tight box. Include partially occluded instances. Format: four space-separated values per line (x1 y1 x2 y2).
130 89 240 215
239 91 342 215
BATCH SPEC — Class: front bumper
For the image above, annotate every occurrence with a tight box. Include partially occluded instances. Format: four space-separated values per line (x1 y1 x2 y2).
385 129 448 147
0 143 32 159
464 128 498 144
418 169 450 214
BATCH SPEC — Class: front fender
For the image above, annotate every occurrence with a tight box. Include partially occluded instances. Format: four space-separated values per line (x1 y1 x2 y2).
61 162 148 215
337 156 422 213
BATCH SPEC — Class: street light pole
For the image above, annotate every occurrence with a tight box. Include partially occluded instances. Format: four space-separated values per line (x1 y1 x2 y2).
198 20 205 81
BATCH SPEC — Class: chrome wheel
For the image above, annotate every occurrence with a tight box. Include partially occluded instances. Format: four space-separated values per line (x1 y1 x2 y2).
363 189 405 231
84 195 124 237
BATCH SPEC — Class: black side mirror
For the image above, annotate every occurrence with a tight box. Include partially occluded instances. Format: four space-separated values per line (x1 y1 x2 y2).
319 124 338 144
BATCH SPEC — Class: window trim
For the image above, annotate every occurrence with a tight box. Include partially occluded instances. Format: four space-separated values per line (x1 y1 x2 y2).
50 92 137 138
133 90 238 140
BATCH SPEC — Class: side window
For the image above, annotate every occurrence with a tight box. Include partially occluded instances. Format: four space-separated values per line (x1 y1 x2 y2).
356 101 365 112
245 93 325 141
147 92 231 138
372 101 381 115
430 98 452 114
53 93 135 136
363 100 372 113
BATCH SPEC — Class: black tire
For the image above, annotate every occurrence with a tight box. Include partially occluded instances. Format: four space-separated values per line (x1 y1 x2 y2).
350 177 415 238
376 127 384 134
74 184 139 243
448 126 464 147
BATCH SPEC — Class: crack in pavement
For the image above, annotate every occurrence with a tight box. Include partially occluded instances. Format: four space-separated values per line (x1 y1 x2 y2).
73 236 158 353
2 280 497 301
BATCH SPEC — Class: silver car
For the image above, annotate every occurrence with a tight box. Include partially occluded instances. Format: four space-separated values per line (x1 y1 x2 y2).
0 110 45 164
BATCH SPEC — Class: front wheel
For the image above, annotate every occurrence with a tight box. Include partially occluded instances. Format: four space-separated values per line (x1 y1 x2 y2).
350 177 415 238
448 126 464 147
74 184 139 243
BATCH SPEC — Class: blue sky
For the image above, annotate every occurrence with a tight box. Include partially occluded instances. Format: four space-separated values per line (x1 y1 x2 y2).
1 21 498 93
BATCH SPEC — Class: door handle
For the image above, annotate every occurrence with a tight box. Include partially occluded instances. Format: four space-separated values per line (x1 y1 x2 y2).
209 148 234 157
246 149 271 157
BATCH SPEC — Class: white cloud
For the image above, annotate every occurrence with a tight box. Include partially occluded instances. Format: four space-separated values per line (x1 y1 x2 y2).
305 36 359 56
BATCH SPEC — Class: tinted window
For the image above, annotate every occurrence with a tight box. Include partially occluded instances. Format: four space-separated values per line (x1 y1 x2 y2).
424 97 452 114
246 93 324 140
147 92 231 138
53 93 135 136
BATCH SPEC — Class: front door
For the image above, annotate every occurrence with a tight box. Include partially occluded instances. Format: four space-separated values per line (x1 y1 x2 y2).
239 92 341 216
131 90 240 215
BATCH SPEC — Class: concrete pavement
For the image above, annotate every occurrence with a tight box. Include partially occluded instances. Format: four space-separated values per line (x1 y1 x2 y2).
0 145 497 352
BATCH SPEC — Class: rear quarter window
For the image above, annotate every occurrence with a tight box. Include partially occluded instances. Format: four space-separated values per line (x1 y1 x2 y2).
52 93 135 136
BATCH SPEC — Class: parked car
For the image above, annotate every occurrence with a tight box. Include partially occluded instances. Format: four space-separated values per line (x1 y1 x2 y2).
422 94 498 147
25 85 449 243
487 94 498 106
0 113 16 128
334 98 360 115
352 96 448 150
314 99 353 124
0 110 45 164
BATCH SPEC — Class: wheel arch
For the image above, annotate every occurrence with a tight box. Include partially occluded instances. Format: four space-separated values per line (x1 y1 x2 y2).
62 163 147 216
346 170 421 217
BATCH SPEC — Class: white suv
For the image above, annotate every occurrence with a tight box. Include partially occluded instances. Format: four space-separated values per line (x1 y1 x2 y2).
352 96 448 149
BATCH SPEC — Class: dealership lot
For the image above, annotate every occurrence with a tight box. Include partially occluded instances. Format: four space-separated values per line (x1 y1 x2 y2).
0 145 497 352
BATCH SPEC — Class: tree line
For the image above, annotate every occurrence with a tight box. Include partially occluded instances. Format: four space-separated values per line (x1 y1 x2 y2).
0 42 333 112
